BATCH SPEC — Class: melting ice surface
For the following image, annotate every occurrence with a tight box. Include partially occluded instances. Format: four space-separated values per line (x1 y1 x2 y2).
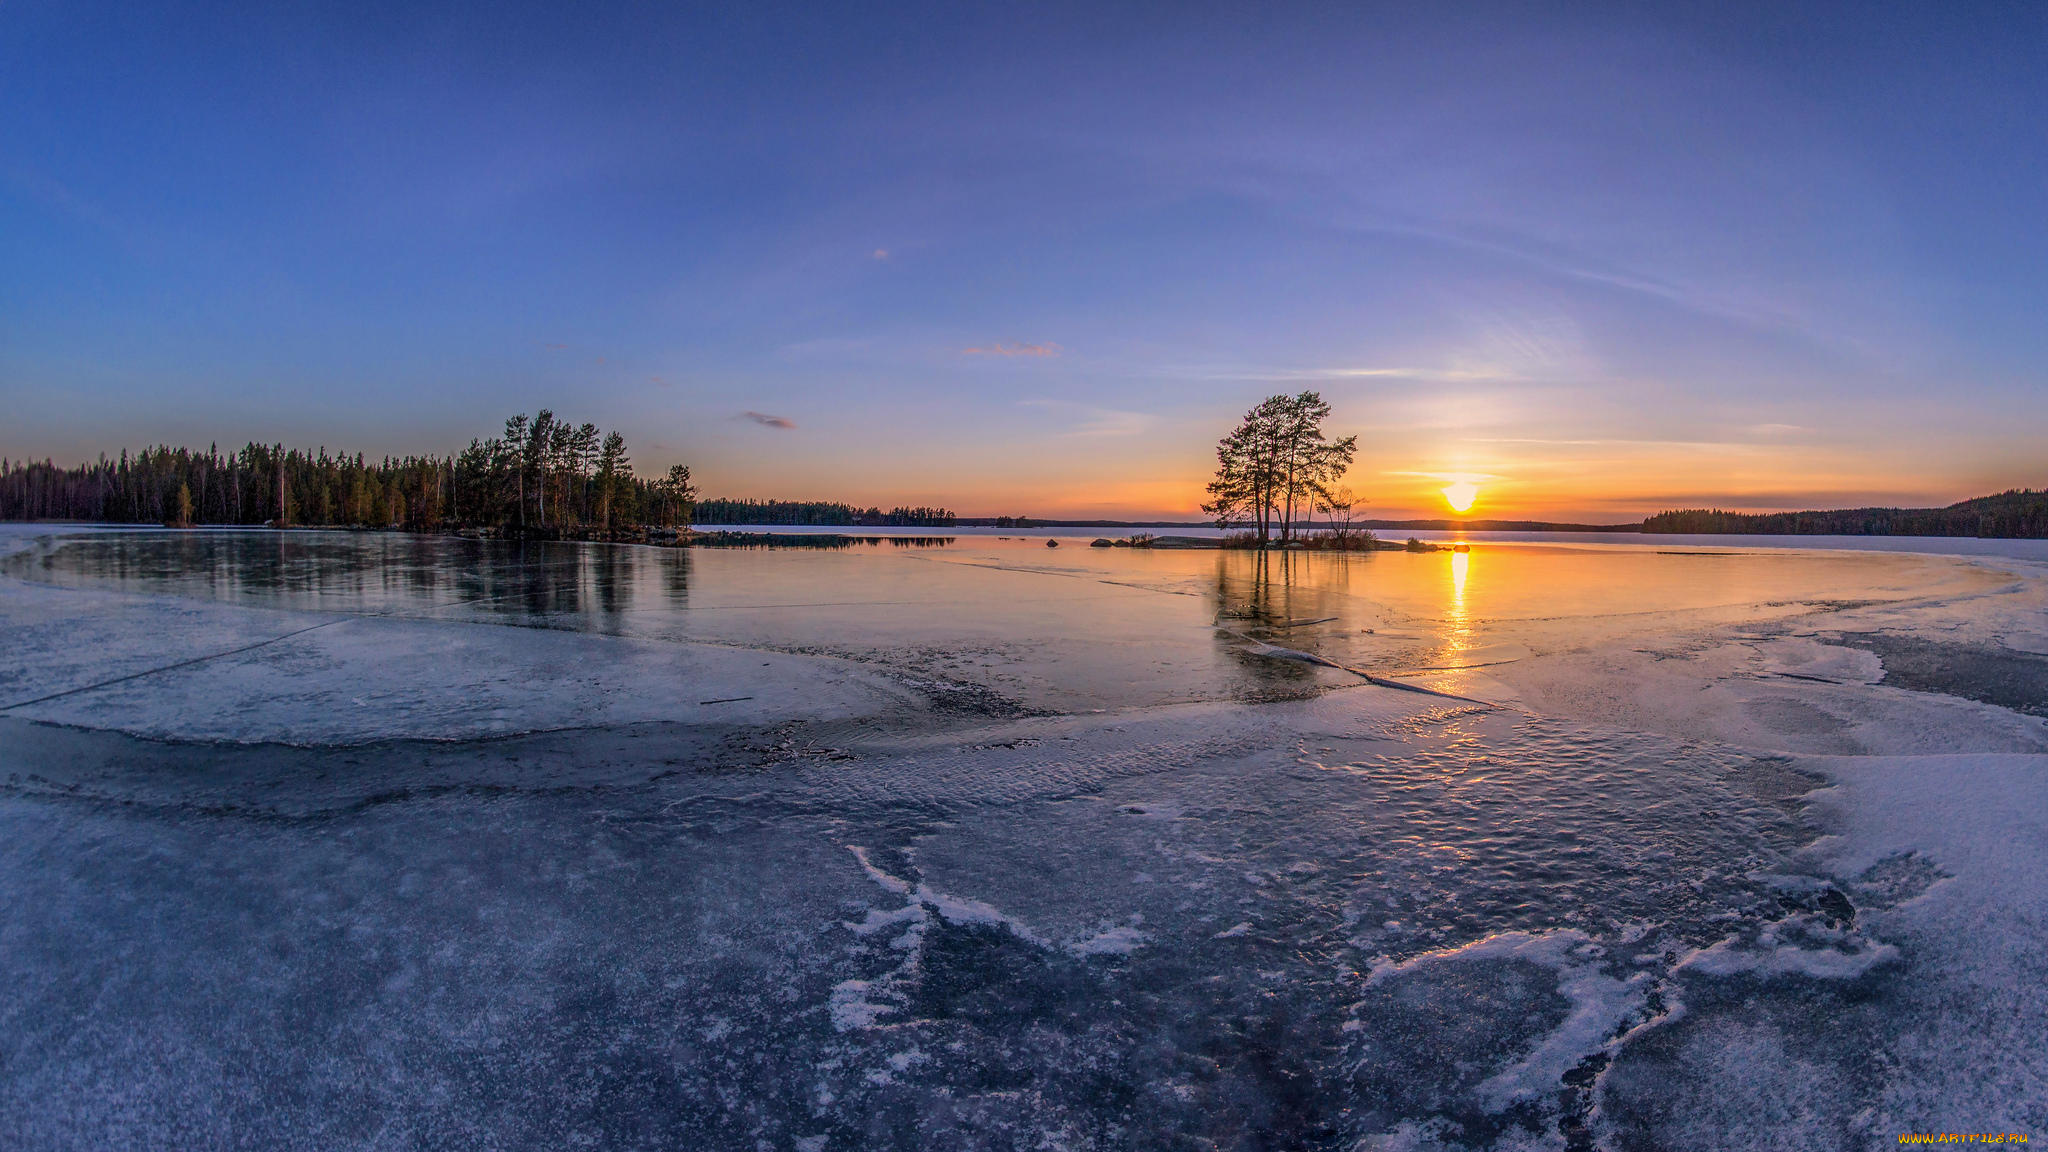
1 526 2045 1149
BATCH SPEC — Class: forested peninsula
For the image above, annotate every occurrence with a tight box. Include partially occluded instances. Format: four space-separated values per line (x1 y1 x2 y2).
0 412 953 535
692 499 955 527
1643 489 2048 538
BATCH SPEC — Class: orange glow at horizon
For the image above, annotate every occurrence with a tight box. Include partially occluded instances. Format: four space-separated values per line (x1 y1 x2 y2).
683 421 2000 524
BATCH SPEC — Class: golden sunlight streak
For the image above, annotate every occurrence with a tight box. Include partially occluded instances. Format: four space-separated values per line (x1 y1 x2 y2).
1445 548 1472 666
1442 481 1479 513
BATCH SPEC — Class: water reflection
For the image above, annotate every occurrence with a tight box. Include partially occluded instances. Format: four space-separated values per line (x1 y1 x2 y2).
1204 549 1383 695
691 533 955 549
1446 549 1472 664
6 527 1992 716
1209 550 1365 629
7 531 696 633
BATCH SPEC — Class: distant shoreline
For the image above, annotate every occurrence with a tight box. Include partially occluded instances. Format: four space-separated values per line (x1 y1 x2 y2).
954 517 1641 532
1642 489 2046 539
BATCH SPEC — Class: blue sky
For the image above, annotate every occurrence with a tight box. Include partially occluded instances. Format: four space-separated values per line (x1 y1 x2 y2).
4 1 2044 519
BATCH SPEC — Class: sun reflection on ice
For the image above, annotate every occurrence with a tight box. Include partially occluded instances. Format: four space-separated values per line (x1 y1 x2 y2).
1445 547 1473 670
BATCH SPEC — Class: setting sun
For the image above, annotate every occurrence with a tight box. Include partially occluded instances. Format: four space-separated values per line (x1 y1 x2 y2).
1442 481 1479 513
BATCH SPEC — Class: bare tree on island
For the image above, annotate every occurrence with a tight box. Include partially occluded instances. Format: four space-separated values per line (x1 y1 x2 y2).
1203 391 1358 546
1318 483 1373 549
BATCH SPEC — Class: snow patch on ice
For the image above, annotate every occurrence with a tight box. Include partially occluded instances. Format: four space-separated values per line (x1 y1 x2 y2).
832 848 938 1031
1772 752 2048 1128
846 846 912 896
1750 872 1833 895
1757 638 1883 684
838 844 1146 1012
1477 970 1652 1111
1676 935 1897 980
844 903 923 938
827 978 900 1032
1365 928 1602 987
1070 920 1148 957
1354 1117 1465 1151
1367 929 1661 1112
915 887 1046 944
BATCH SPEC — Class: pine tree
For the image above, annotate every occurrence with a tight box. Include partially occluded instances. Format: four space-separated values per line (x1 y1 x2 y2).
503 414 531 533
657 464 697 527
1202 392 1356 545
1276 391 1356 542
594 431 630 533
1203 396 1290 543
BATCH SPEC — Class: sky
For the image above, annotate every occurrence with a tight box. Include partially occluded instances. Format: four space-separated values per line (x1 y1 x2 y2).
3 1 2045 522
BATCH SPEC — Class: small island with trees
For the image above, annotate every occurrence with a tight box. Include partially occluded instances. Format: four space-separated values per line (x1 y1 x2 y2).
1187 390 1441 551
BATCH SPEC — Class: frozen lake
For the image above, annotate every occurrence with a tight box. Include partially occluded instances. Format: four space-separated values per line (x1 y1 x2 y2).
2 525 2045 1149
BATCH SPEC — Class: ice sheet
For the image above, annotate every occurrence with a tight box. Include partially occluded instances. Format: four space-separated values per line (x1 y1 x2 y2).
2 525 2046 1149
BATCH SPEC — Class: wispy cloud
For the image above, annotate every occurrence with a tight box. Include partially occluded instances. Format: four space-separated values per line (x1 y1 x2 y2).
1020 399 1154 438
1156 364 1532 384
1323 366 1518 381
1469 436 1770 451
964 342 1062 358
773 336 883 363
1303 212 1817 338
740 411 796 429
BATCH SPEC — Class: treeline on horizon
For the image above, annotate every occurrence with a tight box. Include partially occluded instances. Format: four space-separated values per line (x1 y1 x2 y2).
1643 489 2048 538
0 409 701 534
0 415 965 533
691 499 956 527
